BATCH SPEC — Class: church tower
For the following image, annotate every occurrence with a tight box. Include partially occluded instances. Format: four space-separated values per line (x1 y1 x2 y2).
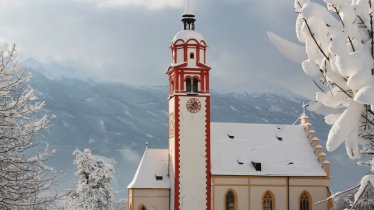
167 1 211 210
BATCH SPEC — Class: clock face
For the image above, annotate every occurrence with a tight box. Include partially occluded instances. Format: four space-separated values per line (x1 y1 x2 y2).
186 98 201 113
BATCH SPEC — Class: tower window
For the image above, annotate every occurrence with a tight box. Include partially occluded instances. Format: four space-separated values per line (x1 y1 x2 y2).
186 78 192 92
192 78 199 92
190 52 195 59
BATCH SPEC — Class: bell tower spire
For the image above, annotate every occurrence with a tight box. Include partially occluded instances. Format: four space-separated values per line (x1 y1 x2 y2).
181 0 196 30
167 1 211 210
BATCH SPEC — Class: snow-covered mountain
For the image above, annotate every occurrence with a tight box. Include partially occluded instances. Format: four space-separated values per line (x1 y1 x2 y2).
24 59 368 200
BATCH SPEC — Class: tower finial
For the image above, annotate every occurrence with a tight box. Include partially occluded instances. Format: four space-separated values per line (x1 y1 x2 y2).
302 101 306 114
181 0 196 30
183 0 193 16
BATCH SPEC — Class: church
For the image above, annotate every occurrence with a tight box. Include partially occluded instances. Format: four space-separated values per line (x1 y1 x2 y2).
127 1 332 210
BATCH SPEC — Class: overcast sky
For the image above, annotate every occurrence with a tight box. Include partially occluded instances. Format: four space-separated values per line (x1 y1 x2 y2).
0 0 322 98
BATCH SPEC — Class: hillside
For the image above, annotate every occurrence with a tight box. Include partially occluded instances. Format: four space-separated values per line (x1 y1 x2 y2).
24 59 368 199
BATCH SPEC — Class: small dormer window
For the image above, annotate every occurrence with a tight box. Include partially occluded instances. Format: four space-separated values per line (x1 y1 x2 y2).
155 174 163 181
251 161 262 171
190 52 195 59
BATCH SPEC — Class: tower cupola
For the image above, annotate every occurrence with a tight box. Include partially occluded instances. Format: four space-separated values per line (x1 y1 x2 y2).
168 0 210 98
181 0 196 30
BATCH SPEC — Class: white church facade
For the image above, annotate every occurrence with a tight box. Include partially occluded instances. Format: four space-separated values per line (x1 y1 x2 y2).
127 2 332 210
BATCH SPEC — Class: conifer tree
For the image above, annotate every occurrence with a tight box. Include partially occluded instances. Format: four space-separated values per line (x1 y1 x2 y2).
65 148 114 210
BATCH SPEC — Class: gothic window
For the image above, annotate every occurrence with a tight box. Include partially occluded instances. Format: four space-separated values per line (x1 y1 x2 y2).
225 190 236 210
186 77 192 92
190 52 195 59
138 205 146 210
263 191 274 210
192 78 199 93
300 191 311 210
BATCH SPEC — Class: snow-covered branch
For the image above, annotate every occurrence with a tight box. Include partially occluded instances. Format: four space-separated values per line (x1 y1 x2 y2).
0 43 62 209
270 0 374 207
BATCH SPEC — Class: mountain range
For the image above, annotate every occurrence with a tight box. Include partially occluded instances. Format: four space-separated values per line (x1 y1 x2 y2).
23 58 369 200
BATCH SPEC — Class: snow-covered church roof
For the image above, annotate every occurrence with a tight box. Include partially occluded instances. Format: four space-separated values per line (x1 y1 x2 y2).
127 149 170 189
128 122 325 189
211 122 326 176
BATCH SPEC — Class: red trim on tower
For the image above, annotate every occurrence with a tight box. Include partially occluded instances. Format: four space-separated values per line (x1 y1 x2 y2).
175 71 179 92
194 75 201 81
180 71 184 92
206 72 210 93
197 46 200 64
172 47 176 63
200 72 204 92
196 63 210 68
184 46 188 62
174 96 181 210
205 96 211 210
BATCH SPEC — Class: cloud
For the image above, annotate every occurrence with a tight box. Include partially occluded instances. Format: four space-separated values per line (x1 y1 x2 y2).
77 0 185 9
0 0 317 97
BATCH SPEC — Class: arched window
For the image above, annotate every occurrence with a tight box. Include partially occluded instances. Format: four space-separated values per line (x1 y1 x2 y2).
225 190 236 210
186 77 191 92
300 191 311 210
263 191 274 210
190 52 195 59
192 78 199 93
137 204 147 210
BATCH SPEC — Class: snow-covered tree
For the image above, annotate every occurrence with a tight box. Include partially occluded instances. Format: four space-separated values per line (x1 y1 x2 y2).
0 43 60 209
65 149 114 210
269 0 374 207
332 183 374 210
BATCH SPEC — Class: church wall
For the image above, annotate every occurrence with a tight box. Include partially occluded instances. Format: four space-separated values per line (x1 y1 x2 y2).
289 186 329 210
199 47 204 64
187 47 197 67
251 177 287 185
250 186 288 210
128 189 170 210
214 176 247 185
212 185 249 210
290 177 330 210
290 177 330 186
176 47 184 64
211 176 330 210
